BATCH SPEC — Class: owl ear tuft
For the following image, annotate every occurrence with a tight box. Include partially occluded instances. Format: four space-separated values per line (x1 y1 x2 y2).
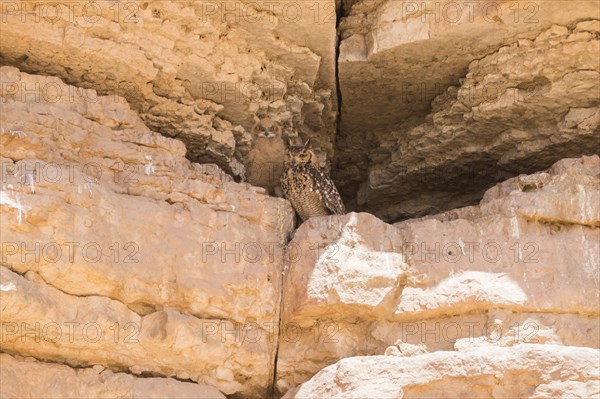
303 138 312 149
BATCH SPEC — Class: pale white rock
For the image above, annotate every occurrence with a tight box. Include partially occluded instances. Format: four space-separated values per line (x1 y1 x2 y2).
276 155 599 396
285 344 600 398
384 341 428 357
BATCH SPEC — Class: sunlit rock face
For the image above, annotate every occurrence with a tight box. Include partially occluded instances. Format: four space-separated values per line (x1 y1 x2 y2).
0 354 226 399
0 66 295 398
284 344 600 398
1 0 599 397
276 155 599 396
1 65 598 398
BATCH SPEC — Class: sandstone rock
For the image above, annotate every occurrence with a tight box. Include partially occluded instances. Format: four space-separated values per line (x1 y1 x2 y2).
0 353 226 399
0 0 338 187
1 1 599 396
384 341 428 357
284 344 600 398
276 155 599 395
0 66 295 398
0 267 263 396
336 1 600 220
363 24 600 221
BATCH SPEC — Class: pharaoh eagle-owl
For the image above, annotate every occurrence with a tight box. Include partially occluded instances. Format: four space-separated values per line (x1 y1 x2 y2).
281 138 346 221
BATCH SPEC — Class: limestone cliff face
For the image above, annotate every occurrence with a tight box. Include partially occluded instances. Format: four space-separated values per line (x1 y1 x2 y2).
355 22 600 220
0 0 338 192
336 1 599 220
278 155 599 396
1 354 226 399
284 345 600 398
1 66 294 398
1 1 599 398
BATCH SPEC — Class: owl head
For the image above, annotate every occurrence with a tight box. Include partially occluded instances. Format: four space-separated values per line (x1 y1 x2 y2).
287 138 317 166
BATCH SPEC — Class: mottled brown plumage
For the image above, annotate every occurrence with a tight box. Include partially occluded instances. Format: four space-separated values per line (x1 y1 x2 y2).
281 139 346 221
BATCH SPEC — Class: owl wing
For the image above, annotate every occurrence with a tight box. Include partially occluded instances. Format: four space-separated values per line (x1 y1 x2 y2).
308 166 346 215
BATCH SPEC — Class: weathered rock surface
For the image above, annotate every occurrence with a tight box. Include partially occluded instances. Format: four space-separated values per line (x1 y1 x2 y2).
1 1 599 396
0 66 295 398
284 344 600 398
3 0 597 219
0 353 226 399
276 155 599 396
336 1 600 220
0 0 338 190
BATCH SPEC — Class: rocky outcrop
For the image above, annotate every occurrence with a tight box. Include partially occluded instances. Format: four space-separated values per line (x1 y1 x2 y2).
1 0 599 397
276 155 599 396
2 1 597 220
0 66 295 398
336 0 599 220
0 0 338 190
1 67 598 397
284 344 600 398
0 354 225 399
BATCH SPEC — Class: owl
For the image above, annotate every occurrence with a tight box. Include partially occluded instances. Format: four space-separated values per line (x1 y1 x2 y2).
281 138 346 221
